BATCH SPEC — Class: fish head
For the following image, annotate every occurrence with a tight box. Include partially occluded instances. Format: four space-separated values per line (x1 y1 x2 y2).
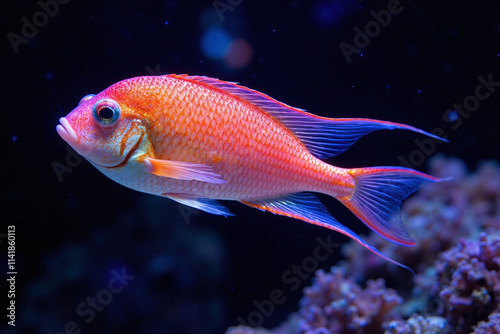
56 91 147 169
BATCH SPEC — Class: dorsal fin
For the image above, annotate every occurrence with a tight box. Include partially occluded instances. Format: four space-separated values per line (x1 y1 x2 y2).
168 74 448 159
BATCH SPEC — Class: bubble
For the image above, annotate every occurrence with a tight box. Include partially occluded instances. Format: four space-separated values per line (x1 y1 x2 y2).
446 110 458 122
200 27 232 60
224 39 253 69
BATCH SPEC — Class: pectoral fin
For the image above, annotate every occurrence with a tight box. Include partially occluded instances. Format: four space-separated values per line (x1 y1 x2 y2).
144 157 226 184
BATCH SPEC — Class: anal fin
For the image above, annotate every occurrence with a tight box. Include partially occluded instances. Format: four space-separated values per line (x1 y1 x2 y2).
241 192 415 274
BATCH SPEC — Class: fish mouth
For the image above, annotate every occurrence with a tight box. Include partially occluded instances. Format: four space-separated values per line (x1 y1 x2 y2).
56 117 79 146
56 117 93 157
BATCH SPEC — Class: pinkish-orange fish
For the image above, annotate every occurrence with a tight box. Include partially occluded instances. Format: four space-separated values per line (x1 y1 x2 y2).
57 74 448 272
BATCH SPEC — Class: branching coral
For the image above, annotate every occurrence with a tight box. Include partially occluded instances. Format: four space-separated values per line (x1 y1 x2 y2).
384 315 450 334
297 267 402 333
472 313 500 333
227 267 403 334
431 232 500 333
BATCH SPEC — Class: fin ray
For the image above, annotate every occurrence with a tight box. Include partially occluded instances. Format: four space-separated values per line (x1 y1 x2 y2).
341 167 448 245
165 193 233 216
145 157 226 184
241 192 414 274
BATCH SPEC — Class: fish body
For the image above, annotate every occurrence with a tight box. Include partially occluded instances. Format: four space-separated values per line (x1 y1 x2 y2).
57 74 447 271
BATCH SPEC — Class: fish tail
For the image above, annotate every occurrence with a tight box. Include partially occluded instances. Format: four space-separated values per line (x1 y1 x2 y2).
339 166 449 246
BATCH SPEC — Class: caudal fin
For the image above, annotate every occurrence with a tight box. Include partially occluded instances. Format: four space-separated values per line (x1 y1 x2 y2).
340 167 449 246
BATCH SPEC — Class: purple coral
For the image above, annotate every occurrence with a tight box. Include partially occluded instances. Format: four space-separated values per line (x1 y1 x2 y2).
472 313 500 333
226 267 403 334
297 267 402 333
431 232 500 333
384 315 450 334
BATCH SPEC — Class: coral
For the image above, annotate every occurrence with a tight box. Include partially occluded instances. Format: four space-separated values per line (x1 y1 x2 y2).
226 267 402 334
384 315 450 334
430 232 500 333
369 231 500 334
472 313 500 333
296 267 402 333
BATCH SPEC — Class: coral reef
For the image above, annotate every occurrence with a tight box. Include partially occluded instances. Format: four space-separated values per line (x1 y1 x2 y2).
384 315 450 334
297 267 402 333
431 232 500 333
227 267 402 334
226 156 500 334
472 313 500 333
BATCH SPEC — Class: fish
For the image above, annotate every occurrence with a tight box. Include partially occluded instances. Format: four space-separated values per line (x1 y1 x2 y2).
56 74 448 272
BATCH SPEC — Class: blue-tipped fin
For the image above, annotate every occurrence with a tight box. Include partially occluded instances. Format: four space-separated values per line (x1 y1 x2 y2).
171 75 448 159
164 193 233 217
341 167 450 246
241 192 415 275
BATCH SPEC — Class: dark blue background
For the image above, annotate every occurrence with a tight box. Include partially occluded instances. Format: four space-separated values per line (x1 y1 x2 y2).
3 0 499 333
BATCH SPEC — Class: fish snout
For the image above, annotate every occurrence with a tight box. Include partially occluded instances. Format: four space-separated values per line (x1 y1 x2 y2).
56 117 92 156
56 117 78 145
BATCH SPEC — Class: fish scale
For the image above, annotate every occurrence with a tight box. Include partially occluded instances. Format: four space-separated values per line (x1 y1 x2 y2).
140 78 322 199
57 74 450 273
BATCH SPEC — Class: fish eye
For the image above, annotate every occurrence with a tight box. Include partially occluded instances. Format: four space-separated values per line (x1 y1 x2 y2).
92 99 121 127
78 94 95 105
